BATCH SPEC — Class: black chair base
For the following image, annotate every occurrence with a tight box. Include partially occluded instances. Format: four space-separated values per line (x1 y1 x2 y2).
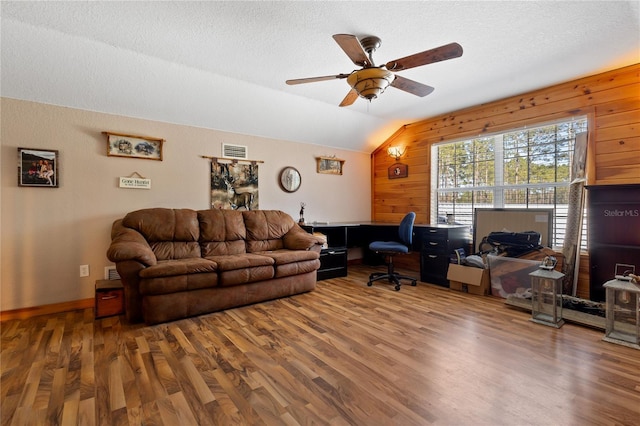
367 255 417 291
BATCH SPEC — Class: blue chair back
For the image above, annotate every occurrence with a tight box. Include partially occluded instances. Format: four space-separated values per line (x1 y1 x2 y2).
398 212 416 247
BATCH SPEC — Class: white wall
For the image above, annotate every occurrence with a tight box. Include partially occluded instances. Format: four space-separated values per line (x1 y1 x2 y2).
0 98 371 312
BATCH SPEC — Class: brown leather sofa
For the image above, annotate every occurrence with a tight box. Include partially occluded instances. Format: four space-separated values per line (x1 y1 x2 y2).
107 208 325 324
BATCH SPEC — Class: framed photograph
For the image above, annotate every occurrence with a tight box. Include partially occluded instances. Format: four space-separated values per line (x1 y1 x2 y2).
316 156 345 175
18 148 59 187
104 132 164 161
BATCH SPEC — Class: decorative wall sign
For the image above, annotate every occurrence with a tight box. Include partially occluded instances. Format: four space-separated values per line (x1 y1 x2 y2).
388 163 408 179
104 132 164 161
316 156 345 175
208 157 259 210
18 147 59 187
119 172 151 189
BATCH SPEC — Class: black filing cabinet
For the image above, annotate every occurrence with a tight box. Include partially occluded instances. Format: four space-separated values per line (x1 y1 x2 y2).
317 248 348 280
420 224 469 286
302 224 348 280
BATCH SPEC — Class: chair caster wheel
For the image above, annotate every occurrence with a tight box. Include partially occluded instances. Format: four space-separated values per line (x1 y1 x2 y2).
411 280 417 286
367 281 373 287
395 285 401 291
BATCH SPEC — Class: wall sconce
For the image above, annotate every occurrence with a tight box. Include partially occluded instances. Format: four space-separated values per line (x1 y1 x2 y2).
387 146 406 160
387 146 408 179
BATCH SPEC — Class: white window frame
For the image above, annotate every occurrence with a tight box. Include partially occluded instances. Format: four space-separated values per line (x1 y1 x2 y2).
431 117 588 250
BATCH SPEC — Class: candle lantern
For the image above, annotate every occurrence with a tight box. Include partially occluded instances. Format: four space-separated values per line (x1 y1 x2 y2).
602 277 640 350
529 258 565 328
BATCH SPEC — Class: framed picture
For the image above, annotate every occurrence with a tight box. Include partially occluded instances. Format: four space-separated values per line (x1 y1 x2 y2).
316 156 345 175
18 148 59 187
104 132 164 161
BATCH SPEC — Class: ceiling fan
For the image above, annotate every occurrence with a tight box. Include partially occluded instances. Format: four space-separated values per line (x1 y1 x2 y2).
286 34 463 107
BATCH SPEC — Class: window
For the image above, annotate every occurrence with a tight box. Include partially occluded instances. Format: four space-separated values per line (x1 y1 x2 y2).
431 117 588 249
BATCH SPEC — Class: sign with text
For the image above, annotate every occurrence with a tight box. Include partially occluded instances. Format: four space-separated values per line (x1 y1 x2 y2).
119 177 151 189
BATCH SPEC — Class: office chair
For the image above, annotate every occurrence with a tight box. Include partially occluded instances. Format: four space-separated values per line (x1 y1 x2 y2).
367 212 417 291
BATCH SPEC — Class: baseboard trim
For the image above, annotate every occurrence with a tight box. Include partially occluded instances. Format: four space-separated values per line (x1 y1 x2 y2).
0 298 94 321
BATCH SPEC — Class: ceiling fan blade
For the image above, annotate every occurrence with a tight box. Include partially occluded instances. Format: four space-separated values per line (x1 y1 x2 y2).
286 74 350 85
339 89 359 107
333 34 369 67
391 75 435 97
385 42 463 71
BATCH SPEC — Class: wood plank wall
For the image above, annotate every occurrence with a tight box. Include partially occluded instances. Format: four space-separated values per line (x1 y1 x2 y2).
371 63 640 298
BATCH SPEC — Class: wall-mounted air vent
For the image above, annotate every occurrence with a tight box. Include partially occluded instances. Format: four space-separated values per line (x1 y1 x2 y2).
222 143 248 159
104 266 121 280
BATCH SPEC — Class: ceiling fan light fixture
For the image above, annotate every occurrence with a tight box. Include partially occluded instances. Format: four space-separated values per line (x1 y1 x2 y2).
287 34 462 106
347 68 395 101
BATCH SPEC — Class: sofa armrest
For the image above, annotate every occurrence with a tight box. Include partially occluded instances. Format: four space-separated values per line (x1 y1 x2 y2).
114 260 146 323
283 224 327 251
107 219 157 266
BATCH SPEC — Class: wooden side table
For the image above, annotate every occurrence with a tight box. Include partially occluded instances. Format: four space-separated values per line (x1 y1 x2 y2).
95 279 125 319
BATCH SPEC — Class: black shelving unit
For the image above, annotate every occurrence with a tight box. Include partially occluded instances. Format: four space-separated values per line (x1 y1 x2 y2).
586 184 640 301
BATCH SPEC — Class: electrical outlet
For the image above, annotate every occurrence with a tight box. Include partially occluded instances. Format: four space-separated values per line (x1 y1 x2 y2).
79 264 90 277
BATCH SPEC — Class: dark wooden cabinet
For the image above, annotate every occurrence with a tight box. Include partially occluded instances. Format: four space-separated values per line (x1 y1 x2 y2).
317 248 348 280
420 225 469 287
301 224 348 280
587 184 640 301
95 279 125 318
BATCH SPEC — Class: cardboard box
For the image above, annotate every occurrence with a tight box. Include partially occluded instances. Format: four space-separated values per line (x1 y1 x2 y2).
447 263 490 295
487 255 540 298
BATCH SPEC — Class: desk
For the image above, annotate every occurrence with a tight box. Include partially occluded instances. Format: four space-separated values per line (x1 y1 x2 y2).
302 222 470 286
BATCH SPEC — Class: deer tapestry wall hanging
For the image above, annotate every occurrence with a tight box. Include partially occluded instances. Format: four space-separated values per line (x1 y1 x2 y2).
206 156 260 210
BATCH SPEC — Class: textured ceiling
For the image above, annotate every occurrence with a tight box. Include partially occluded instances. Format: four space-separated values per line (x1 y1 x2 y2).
2 1 639 153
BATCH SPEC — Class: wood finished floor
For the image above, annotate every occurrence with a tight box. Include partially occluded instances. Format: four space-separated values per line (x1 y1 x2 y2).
2 264 640 426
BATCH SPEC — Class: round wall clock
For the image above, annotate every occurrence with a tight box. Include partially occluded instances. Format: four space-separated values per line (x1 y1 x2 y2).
280 167 301 192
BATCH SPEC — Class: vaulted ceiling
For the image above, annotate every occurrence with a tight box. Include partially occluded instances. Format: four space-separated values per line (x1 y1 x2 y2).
2 1 638 153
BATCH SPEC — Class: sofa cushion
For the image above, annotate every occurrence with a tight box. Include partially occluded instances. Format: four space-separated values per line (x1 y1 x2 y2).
205 253 275 286
123 208 201 260
139 272 218 296
217 266 275 287
139 258 217 278
150 241 201 260
205 253 274 271
242 210 295 252
198 209 247 256
274 259 321 278
246 249 319 282
255 249 319 265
